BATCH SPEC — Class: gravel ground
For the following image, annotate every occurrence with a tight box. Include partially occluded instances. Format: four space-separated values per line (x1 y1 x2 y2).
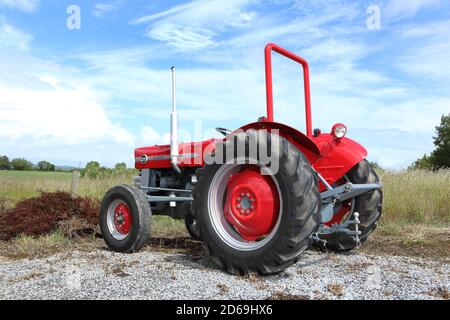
0 249 448 300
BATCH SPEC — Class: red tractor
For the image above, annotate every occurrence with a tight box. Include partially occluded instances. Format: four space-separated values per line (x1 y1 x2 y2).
99 43 383 275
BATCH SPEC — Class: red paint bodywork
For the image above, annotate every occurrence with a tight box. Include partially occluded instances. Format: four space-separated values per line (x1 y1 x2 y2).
134 125 367 188
134 43 368 188
135 139 218 170
265 43 313 137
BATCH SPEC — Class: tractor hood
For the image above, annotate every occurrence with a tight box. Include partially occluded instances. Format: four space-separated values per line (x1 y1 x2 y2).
135 139 218 170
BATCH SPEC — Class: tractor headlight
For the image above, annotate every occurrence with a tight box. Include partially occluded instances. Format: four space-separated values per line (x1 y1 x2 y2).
332 123 347 139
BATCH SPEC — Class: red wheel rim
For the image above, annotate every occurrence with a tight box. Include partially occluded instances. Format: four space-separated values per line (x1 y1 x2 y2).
223 166 280 241
113 202 132 235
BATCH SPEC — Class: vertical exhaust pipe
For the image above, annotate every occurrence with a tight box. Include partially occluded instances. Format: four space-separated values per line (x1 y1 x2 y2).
170 66 181 174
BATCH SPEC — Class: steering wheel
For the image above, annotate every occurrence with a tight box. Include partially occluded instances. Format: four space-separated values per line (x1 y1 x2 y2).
216 127 232 136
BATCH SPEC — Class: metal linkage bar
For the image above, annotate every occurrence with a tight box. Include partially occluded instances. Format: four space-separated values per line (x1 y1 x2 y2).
321 182 382 201
141 186 192 193
142 186 194 203
146 195 194 203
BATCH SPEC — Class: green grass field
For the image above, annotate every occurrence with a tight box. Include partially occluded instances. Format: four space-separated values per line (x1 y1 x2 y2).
0 170 132 206
1 169 449 227
0 168 449 258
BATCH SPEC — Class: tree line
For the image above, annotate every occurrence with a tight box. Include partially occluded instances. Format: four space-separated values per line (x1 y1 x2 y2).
81 161 136 179
0 157 56 172
0 157 135 177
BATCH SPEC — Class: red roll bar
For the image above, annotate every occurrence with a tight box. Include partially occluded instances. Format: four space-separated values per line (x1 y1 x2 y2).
264 43 313 137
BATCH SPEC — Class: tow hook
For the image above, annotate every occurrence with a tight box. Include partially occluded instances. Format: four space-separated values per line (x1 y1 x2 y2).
311 233 328 253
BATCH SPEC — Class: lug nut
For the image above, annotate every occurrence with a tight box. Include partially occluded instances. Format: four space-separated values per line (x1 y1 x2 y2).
237 204 241 208
246 210 250 214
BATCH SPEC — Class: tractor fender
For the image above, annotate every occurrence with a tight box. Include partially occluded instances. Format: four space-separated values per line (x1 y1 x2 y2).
311 133 368 187
238 121 321 165
237 122 367 187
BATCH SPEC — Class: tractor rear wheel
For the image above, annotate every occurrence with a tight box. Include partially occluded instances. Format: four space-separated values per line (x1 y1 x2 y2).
321 160 382 251
192 130 321 275
99 185 152 253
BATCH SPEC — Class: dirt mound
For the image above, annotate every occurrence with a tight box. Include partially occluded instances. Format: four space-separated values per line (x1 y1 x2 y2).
0 192 99 241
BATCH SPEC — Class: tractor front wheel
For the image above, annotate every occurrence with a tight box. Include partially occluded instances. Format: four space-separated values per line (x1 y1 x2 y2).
185 215 202 241
321 160 382 251
99 185 152 253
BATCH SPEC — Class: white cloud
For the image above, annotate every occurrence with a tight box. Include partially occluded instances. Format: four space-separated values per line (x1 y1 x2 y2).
0 20 32 50
138 126 165 147
147 24 216 51
93 1 121 17
0 0 39 12
384 0 441 19
134 0 256 51
0 79 138 166
400 19 450 38
394 20 450 81
0 28 139 166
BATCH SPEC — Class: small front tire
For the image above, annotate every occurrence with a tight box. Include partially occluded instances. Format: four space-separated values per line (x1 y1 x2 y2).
321 160 382 251
99 185 152 253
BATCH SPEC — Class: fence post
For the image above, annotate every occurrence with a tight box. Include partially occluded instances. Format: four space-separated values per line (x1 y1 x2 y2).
70 170 80 198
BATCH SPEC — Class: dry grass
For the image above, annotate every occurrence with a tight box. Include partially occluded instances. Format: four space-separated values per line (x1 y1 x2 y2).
379 169 450 226
2 169 448 227
327 283 345 297
0 171 134 208
151 216 187 237
0 232 72 260
0 168 449 259
362 224 449 259
0 232 102 260
266 291 310 300
428 287 449 300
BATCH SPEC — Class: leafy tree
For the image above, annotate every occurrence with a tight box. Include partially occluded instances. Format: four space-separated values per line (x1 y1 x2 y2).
0 156 11 170
114 162 127 171
84 161 101 179
430 114 450 168
37 161 56 172
411 154 433 170
98 166 113 179
412 114 450 170
11 158 33 171
368 161 382 171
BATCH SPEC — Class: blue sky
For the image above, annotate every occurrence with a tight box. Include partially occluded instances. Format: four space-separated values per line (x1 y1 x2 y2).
0 0 449 169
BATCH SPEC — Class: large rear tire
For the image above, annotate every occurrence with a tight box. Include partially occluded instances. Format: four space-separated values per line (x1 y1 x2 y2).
321 160 382 251
192 130 321 275
99 185 152 253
